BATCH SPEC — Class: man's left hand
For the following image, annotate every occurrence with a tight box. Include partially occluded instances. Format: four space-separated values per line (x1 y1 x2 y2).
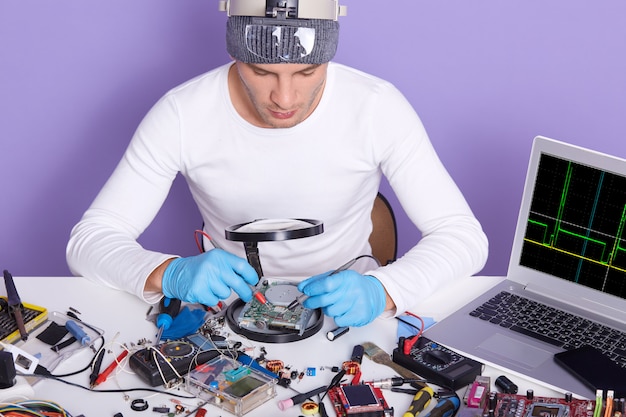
297 270 386 327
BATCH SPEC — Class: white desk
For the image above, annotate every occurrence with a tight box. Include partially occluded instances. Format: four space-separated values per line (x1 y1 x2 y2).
7 276 563 416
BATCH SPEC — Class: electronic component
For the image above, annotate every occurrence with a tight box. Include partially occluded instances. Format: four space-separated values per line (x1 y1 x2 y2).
392 336 482 390
237 281 314 335
482 392 596 417
129 333 227 386
327 326 349 341
226 279 324 343
495 375 518 394
327 383 393 417
464 376 490 408
185 355 277 417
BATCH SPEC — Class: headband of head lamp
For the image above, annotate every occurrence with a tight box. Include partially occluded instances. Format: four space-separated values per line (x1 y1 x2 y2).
220 0 347 64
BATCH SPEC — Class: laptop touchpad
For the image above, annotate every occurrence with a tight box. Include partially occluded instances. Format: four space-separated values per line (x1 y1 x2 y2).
475 333 553 369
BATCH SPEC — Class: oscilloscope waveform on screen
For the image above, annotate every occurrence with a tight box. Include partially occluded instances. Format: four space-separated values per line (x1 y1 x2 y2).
520 153 626 299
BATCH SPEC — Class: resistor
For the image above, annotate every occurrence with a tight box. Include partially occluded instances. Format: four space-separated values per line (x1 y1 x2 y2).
298 371 305 382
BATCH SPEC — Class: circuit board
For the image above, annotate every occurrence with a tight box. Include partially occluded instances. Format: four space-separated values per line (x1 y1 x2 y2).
186 355 277 417
236 281 314 336
327 383 393 417
482 392 597 417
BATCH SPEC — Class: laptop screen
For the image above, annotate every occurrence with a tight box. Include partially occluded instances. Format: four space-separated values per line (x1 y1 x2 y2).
508 137 626 317
520 152 626 300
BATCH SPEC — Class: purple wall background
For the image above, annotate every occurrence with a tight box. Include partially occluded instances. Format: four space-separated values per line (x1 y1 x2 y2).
2 1 626 277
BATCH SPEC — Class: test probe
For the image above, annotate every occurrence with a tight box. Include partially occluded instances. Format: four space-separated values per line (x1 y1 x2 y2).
287 257 359 310
367 377 425 389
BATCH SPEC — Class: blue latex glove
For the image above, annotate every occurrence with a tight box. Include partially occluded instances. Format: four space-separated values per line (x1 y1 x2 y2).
297 270 386 327
162 249 258 306
160 306 206 340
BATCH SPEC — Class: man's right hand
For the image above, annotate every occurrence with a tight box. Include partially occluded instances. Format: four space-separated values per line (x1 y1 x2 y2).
161 249 258 306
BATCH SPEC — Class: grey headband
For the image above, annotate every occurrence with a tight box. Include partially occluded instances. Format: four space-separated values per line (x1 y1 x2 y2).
226 15 339 64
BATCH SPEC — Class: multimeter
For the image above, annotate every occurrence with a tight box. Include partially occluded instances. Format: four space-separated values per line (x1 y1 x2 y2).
392 336 482 390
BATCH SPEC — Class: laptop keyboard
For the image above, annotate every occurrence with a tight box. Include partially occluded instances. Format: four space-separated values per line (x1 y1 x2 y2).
469 291 626 368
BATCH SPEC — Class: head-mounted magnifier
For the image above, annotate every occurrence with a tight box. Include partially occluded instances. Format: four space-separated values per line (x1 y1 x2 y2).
219 0 347 21
220 0 347 64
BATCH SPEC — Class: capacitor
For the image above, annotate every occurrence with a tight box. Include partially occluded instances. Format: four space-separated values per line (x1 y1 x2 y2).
526 389 534 400
327 326 349 341
495 375 518 394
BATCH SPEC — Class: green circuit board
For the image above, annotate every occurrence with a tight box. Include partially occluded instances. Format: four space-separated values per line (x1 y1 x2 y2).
236 280 314 335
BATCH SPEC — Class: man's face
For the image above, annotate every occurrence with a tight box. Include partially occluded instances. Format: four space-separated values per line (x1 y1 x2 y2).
230 61 329 129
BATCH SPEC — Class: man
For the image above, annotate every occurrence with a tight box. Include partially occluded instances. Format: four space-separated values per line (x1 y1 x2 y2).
66 0 488 327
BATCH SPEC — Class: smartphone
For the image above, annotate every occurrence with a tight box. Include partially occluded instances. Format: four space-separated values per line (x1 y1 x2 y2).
554 345 626 397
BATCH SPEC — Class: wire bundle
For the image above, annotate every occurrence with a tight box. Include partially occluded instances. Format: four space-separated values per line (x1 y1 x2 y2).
0 400 72 416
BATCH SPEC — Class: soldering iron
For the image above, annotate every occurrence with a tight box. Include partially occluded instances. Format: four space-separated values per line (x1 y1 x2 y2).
367 377 426 389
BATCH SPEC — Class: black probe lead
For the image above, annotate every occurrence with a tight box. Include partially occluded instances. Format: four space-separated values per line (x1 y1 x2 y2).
89 347 106 388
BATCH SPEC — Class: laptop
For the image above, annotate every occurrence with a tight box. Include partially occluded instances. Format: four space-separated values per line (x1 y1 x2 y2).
424 136 626 399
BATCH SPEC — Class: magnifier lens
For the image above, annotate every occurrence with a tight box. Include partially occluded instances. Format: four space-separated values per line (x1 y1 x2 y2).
245 24 316 62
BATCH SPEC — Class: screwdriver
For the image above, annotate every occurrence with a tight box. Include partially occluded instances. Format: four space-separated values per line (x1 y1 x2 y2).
403 385 434 417
155 297 181 342
421 395 460 417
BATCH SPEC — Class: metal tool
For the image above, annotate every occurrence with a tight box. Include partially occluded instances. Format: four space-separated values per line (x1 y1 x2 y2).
155 297 181 342
362 342 428 389
3 270 28 341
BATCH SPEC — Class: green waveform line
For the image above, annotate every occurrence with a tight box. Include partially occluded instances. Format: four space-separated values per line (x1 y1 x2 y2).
524 162 626 274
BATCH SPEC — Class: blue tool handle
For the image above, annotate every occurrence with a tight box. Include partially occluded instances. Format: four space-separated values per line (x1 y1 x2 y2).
423 396 460 417
156 297 181 329
66 319 91 346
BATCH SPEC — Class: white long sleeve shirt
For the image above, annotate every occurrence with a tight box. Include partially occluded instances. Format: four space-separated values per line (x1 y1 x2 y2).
66 62 488 315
